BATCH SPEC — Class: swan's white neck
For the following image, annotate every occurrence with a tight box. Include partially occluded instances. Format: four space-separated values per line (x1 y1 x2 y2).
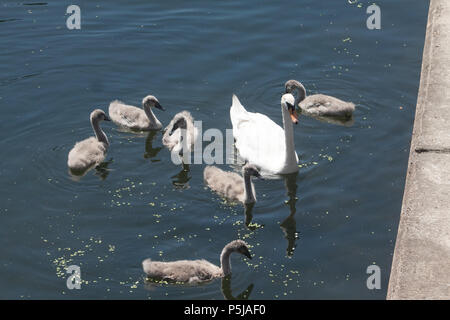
92 118 109 146
220 246 233 276
243 173 256 203
144 106 159 125
281 105 297 170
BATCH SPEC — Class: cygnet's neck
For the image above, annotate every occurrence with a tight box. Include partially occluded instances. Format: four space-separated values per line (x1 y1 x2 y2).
91 118 109 146
243 171 256 204
220 244 234 276
294 85 306 106
281 105 297 169
144 105 159 125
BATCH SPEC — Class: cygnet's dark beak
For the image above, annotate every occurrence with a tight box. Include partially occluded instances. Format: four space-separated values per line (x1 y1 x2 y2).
104 115 111 121
154 101 165 111
243 248 252 260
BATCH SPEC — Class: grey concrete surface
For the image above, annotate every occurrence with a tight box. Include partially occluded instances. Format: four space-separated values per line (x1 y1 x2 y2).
387 0 450 300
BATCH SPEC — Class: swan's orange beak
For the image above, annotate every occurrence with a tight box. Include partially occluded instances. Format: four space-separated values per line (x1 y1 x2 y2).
288 106 299 125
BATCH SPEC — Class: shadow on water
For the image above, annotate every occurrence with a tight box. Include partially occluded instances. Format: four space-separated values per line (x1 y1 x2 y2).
221 275 254 300
280 172 299 257
144 130 162 161
68 158 113 181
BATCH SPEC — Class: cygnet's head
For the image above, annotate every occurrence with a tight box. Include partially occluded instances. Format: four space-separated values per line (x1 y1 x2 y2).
90 109 111 122
169 116 187 136
285 79 305 94
281 93 299 124
243 164 261 179
285 79 306 105
143 95 164 111
227 240 252 260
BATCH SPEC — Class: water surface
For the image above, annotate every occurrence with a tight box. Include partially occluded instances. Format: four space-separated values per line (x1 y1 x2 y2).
0 0 429 299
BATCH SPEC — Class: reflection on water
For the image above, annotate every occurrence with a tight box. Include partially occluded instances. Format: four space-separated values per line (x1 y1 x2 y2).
144 131 162 161
22 2 48 6
221 275 254 300
281 172 299 257
68 158 114 181
171 163 191 189
143 274 254 300
0 0 429 300
307 114 355 127
244 202 255 228
240 171 299 256
94 159 114 180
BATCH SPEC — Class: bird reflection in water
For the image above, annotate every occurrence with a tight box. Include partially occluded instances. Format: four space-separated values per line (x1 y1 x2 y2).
243 202 264 231
144 131 162 161
308 114 354 127
241 170 299 256
280 172 299 257
94 158 114 180
171 163 191 189
142 274 254 300
221 275 254 300
69 158 113 181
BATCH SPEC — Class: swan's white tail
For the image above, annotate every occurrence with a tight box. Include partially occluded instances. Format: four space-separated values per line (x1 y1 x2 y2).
231 94 246 114
230 94 250 129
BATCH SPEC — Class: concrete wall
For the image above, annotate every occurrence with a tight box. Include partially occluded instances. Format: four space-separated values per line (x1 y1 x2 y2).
387 0 450 300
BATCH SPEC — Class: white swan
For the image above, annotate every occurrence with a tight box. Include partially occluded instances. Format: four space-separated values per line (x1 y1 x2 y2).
108 95 164 131
204 164 261 204
142 240 252 284
162 111 198 156
285 80 355 118
67 109 111 173
230 94 299 175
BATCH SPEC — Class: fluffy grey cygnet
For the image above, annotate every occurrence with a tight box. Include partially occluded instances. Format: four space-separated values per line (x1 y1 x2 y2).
285 79 355 118
67 109 111 172
108 95 164 131
203 164 261 204
142 240 252 284
162 111 198 155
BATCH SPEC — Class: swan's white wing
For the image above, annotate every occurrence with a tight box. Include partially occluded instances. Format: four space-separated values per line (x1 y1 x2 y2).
234 114 287 172
230 95 290 173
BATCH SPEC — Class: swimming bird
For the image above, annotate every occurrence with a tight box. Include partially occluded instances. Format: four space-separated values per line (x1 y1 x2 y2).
108 95 164 131
285 80 355 118
162 111 198 157
67 109 111 173
203 164 261 204
230 94 299 175
142 240 252 284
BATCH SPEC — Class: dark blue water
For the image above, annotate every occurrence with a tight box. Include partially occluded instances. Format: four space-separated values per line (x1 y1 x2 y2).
0 0 428 299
